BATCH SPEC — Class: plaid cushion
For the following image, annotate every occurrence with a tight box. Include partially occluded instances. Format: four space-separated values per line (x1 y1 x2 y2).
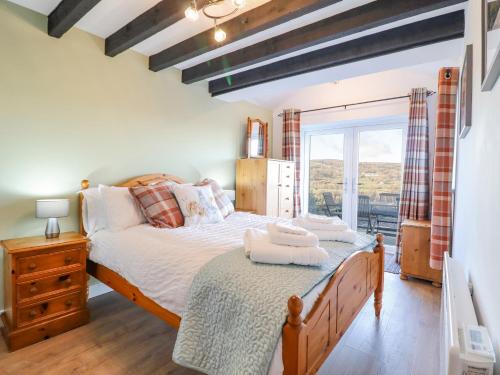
129 183 184 228
196 178 234 218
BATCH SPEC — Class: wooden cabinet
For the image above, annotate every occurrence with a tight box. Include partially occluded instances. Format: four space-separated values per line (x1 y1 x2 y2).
236 158 295 218
1 232 89 351
400 220 442 287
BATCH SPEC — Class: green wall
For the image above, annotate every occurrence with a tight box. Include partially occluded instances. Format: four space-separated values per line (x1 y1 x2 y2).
0 1 272 309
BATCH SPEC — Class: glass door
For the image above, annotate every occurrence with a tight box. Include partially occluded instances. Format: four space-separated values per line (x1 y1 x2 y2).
353 127 404 242
304 130 354 224
303 119 406 236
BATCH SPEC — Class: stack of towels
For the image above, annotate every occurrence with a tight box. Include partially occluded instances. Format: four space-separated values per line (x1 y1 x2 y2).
292 214 357 243
244 214 357 266
244 222 328 266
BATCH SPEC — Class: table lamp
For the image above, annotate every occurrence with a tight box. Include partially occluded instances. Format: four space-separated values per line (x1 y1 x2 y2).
36 199 69 239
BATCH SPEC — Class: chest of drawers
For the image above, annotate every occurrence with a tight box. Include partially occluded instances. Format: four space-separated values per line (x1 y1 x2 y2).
1 232 89 351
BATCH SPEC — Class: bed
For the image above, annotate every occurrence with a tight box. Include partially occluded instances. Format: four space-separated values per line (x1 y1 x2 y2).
80 174 385 375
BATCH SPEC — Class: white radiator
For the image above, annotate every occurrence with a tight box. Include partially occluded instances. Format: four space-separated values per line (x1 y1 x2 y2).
441 253 496 375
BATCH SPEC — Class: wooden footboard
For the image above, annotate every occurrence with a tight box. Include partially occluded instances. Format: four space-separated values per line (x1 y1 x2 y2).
282 234 384 375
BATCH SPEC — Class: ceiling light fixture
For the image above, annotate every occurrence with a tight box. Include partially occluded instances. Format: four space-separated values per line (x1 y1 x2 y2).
184 1 199 21
185 0 246 42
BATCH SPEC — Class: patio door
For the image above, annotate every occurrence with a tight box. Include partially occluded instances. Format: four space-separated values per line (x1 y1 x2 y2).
304 129 355 225
354 127 404 238
303 119 406 233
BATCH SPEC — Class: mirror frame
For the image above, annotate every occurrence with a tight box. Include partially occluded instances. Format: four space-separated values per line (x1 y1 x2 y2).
246 117 268 158
481 0 500 91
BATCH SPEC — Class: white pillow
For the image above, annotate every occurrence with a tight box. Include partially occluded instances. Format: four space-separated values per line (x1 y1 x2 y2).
81 187 107 236
99 185 146 232
172 184 224 226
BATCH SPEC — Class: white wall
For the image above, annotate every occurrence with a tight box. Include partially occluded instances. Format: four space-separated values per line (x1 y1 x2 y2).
271 63 447 160
452 1 500 372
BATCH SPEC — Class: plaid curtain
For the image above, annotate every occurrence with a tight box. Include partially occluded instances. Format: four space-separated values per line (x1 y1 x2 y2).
430 68 459 270
396 88 430 262
282 109 301 217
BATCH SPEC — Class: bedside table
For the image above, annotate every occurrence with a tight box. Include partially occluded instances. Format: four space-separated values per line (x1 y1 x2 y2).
1 232 89 351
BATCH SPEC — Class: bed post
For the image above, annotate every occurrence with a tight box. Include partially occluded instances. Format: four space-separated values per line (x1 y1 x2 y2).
79 179 89 236
283 295 306 375
374 233 384 318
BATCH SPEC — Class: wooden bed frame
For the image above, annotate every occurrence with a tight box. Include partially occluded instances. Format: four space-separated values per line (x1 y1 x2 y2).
80 174 384 375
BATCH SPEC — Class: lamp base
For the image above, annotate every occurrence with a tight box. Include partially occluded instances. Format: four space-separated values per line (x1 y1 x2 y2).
45 218 60 239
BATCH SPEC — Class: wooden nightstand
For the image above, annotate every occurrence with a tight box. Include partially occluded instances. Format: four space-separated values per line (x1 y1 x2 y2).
399 220 442 287
1 232 89 351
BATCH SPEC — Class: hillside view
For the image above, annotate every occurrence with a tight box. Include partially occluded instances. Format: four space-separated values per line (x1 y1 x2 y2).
309 159 402 213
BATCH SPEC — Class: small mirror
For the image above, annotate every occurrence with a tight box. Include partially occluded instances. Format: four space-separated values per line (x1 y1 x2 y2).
482 0 500 90
246 117 268 158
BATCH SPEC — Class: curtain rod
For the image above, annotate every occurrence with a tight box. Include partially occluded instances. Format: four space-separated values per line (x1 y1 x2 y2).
277 90 436 117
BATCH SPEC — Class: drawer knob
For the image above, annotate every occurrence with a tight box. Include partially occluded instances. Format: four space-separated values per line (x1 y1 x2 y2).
65 299 73 307
64 256 73 264
29 286 38 294
64 278 72 287
28 263 37 270
29 310 37 318
286 175 290 178
285 197 290 201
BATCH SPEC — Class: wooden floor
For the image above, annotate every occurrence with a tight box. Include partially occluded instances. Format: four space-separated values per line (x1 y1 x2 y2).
0 273 441 375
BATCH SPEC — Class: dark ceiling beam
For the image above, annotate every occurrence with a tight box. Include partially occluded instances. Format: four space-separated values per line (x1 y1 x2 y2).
149 0 341 72
48 0 101 38
105 0 209 57
183 0 467 84
209 11 465 96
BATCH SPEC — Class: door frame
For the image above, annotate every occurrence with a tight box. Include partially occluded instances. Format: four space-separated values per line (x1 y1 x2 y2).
301 115 408 228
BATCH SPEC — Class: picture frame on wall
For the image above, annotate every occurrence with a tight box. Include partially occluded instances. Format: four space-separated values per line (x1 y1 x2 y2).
459 44 473 138
482 0 500 91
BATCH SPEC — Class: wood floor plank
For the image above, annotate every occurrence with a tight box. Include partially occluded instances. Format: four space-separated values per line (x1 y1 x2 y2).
0 273 440 374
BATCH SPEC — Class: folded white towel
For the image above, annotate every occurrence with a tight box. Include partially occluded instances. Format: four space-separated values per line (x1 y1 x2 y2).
293 217 349 232
244 229 328 266
271 222 309 236
267 223 319 247
312 229 358 244
304 213 337 224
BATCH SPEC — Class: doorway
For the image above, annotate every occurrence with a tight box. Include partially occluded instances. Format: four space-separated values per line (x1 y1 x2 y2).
303 117 406 243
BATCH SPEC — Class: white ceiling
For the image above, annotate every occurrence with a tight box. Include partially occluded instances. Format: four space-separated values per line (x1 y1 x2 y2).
6 0 465 107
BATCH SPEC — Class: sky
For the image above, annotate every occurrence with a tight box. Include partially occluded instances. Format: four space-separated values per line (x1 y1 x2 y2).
309 128 403 163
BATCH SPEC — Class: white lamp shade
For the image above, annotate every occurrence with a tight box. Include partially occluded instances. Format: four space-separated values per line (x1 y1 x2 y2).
36 199 69 219
224 189 236 201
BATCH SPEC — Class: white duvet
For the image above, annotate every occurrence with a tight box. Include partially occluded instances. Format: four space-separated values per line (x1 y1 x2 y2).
89 212 331 375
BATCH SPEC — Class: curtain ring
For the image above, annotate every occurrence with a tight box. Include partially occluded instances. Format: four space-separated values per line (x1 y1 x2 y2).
444 69 452 80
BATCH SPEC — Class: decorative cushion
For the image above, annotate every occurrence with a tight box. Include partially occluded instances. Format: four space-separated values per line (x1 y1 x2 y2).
129 183 184 229
172 184 224 226
196 178 234 218
99 185 146 232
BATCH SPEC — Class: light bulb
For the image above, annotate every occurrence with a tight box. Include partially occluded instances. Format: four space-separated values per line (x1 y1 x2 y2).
232 0 246 8
185 5 199 21
214 27 227 43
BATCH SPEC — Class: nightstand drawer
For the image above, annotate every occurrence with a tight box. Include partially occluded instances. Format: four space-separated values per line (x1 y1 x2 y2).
17 291 83 327
17 270 84 304
17 248 83 276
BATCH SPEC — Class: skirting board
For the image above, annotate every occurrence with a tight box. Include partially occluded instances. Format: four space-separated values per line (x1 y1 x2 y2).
89 282 113 299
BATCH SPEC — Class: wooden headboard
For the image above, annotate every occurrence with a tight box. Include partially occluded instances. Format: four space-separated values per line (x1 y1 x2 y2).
79 173 186 236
